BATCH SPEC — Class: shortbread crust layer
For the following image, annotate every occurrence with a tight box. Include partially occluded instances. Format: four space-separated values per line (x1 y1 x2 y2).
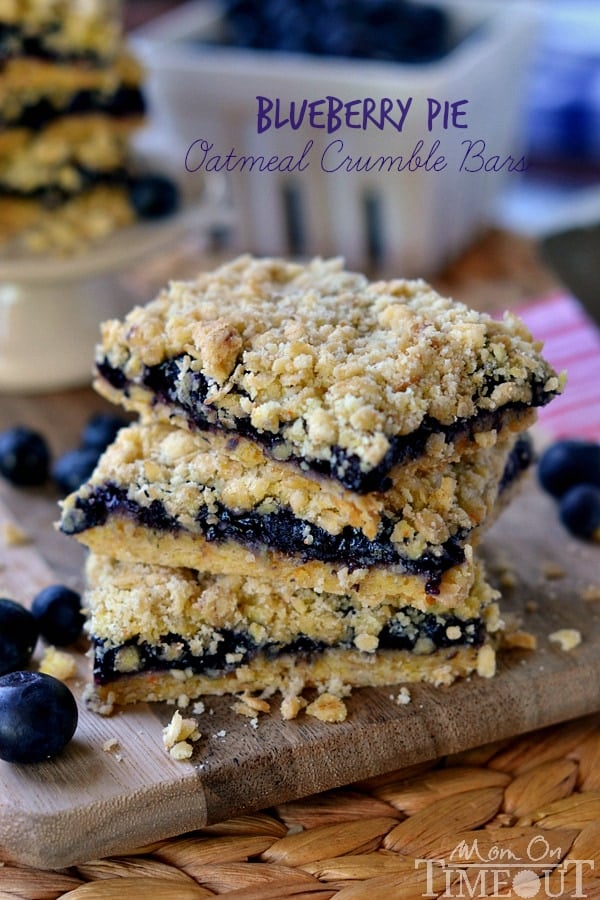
94 255 561 491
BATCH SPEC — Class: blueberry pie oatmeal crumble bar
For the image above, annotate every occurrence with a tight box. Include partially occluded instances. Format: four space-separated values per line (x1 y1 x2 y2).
60 255 563 714
61 421 531 602
95 255 559 492
84 554 501 707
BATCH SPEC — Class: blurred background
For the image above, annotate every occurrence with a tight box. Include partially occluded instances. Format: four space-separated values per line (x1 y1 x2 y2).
1 0 598 392
125 0 600 285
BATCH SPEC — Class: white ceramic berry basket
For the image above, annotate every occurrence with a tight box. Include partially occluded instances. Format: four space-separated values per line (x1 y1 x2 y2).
132 0 538 277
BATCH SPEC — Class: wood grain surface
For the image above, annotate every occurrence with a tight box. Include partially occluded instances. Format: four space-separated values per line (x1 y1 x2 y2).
1 473 599 870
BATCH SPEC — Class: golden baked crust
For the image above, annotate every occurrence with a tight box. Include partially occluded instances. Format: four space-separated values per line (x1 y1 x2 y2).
93 642 496 707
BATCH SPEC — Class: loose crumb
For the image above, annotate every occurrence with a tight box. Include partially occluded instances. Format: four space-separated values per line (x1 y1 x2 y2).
582 585 600 603
102 738 123 761
192 700 205 715
2 522 31 546
306 692 347 723
476 644 496 679
162 709 201 759
169 741 194 760
38 646 77 681
502 630 538 651
549 629 581 651
392 687 412 705
280 695 307 720
83 685 115 716
232 693 271 718
525 600 539 614
498 570 517 589
542 562 566 580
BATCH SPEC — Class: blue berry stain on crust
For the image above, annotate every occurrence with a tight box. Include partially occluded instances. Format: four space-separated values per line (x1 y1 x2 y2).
0 671 78 764
0 598 38 676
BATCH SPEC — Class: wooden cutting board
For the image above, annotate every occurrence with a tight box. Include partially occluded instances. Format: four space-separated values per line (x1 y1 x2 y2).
0 478 599 870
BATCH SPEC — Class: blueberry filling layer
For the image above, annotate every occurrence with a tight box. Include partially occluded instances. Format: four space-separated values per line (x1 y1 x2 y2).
96 354 550 492
1 86 146 130
62 482 466 585
93 610 486 684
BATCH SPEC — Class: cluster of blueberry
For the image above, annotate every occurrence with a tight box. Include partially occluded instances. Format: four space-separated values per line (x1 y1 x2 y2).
0 587 83 764
0 412 127 494
218 0 450 63
0 413 129 765
538 440 600 541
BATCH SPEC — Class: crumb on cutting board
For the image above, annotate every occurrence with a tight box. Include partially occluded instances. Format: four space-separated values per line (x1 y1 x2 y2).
232 693 271 718
38 646 77 681
162 709 201 760
280 695 307 721
2 522 31 546
542 562 566 580
389 687 412 705
549 629 582 651
306 692 347 723
502 630 538 651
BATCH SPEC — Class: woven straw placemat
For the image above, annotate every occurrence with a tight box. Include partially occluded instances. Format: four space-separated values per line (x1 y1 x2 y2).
2 712 600 899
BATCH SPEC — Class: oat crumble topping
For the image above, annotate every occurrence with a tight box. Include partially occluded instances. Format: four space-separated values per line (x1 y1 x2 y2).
97 256 560 479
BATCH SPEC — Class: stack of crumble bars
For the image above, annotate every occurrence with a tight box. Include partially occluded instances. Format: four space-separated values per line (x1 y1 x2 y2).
60 256 562 719
0 0 145 253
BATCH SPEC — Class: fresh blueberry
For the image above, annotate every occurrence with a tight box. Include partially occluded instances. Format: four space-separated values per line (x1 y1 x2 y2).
0 671 78 763
0 598 38 676
559 485 600 540
31 585 84 646
538 440 600 498
81 413 128 453
0 426 51 486
52 447 100 495
129 174 179 220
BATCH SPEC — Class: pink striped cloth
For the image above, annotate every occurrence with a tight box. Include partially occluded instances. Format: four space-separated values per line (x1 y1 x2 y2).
512 293 600 441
